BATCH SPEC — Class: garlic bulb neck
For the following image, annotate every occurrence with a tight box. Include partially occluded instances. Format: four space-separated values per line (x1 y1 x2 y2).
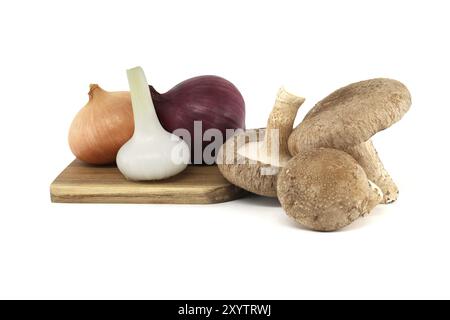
127 67 164 136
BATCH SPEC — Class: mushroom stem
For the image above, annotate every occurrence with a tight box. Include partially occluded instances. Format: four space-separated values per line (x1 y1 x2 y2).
365 180 384 213
264 87 305 159
345 140 398 204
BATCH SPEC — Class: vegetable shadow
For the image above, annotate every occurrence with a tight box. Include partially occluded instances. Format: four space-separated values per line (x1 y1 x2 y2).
237 194 281 208
277 203 390 232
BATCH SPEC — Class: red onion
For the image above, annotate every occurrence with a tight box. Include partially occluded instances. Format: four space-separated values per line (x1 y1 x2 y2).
150 75 246 164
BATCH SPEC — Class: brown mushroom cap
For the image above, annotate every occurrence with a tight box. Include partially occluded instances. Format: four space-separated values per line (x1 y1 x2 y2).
277 148 383 232
288 78 411 153
217 128 280 197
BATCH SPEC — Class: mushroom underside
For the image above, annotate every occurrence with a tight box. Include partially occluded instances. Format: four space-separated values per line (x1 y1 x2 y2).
217 128 280 197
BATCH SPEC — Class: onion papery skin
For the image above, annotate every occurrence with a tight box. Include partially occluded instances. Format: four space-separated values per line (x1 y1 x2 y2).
68 85 134 165
150 75 246 164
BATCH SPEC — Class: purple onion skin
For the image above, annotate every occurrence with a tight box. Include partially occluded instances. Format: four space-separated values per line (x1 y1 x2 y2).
149 75 246 164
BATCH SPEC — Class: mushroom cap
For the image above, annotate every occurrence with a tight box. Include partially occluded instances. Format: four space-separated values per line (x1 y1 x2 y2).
277 148 383 231
217 128 280 197
288 78 411 154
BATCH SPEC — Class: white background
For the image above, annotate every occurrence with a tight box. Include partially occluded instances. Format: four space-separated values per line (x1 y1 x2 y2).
0 0 449 299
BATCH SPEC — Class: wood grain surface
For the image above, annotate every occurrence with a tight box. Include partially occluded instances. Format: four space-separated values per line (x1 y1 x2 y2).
50 160 247 204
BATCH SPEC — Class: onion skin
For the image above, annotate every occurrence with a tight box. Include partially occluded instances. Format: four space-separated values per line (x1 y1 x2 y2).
150 75 246 163
68 85 134 164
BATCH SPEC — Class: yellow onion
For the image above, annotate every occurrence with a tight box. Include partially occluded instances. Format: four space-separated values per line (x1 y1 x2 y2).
68 84 134 164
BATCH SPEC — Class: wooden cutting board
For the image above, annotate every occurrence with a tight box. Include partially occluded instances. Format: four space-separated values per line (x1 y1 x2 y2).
50 160 247 204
